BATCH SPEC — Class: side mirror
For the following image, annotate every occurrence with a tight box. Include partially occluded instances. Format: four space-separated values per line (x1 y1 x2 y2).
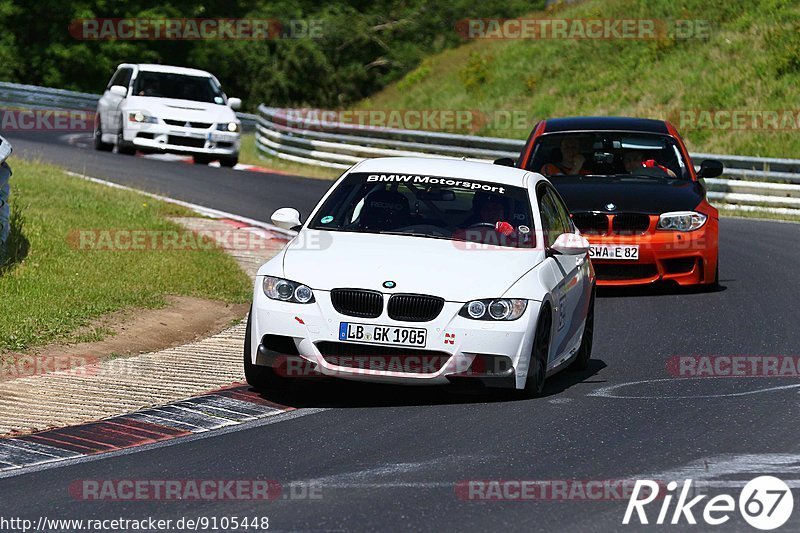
697 159 723 179
271 207 302 230
551 232 590 255
109 85 128 97
493 157 516 167
228 97 242 110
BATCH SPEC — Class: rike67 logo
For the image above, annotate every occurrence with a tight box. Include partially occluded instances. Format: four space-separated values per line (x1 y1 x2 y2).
624 476 794 530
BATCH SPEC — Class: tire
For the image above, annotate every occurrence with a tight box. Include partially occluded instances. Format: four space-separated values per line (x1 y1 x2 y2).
523 306 551 398
569 290 595 371
712 253 720 288
93 114 113 151
219 156 238 168
116 127 136 155
243 306 280 390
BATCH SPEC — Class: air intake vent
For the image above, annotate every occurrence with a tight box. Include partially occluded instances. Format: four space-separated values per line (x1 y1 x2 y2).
612 213 651 235
387 294 444 322
572 213 609 235
330 289 383 318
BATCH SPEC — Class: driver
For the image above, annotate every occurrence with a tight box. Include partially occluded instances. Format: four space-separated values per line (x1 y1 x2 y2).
479 197 505 225
540 137 590 176
138 79 158 97
623 151 676 178
470 193 514 236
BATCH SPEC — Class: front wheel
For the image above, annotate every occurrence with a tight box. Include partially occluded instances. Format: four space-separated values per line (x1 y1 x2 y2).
711 253 720 288
243 307 281 390
116 128 136 155
523 307 551 398
93 114 113 151
219 156 238 168
569 290 594 371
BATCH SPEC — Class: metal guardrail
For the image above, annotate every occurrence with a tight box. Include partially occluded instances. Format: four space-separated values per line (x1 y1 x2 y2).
256 106 800 216
0 81 257 131
0 83 797 216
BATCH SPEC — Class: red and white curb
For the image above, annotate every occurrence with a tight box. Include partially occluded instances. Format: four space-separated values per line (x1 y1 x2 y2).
0 385 292 473
141 153 292 174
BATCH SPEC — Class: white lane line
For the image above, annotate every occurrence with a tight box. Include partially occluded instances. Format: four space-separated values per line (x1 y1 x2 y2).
63 170 297 238
589 377 800 399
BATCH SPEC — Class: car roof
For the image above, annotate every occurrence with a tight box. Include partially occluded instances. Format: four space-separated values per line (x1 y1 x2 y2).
119 63 213 78
351 157 544 188
541 116 670 135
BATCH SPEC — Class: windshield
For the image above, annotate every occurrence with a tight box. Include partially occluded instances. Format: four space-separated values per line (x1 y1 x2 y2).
131 71 225 104
307 172 536 248
528 132 690 180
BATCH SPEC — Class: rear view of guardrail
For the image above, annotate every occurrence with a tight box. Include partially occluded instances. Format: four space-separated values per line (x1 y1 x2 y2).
255 106 800 217
0 81 257 130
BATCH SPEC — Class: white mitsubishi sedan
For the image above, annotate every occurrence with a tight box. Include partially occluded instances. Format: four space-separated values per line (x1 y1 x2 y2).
246 157 596 397
94 63 242 166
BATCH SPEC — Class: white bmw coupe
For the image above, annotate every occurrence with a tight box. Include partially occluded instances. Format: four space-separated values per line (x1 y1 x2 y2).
246 157 595 397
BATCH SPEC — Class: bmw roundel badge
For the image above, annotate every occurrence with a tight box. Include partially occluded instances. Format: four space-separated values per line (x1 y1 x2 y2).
605 203 617 211
383 280 396 289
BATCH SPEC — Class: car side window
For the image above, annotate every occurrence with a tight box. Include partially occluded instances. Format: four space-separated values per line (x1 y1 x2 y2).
537 186 562 247
117 68 133 89
107 69 123 89
547 186 573 234
107 68 132 91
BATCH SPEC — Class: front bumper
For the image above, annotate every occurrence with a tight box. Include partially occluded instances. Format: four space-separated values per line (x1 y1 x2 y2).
589 217 718 286
249 287 538 389
125 122 240 156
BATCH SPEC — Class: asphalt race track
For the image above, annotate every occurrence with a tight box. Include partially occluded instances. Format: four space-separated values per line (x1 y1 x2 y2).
2 131 800 531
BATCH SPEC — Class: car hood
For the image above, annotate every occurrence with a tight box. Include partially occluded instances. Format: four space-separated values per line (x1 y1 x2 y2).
275 230 545 302
550 175 705 214
123 96 237 123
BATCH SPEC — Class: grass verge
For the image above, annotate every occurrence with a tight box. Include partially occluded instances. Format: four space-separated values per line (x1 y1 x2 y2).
359 0 800 159
0 158 251 352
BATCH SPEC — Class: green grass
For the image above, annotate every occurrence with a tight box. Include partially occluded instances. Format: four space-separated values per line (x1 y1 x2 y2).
357 0 800 158
239 133 343 180
0 158 251 352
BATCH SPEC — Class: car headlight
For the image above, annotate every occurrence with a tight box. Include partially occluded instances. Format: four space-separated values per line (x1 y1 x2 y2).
262 276 315 303
657 211 708 232
459 299 527 321
217 122 240 133
128 112 158 124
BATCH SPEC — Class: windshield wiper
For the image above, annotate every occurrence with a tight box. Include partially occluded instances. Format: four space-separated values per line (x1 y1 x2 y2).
380 231 452 240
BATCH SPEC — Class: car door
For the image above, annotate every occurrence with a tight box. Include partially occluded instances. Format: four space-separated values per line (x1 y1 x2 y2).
537 184 583 362
548 185 593 355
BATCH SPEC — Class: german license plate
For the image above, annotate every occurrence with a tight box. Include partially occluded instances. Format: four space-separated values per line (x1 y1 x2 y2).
589 244 639 261
206 131 229 142
339 322 427 348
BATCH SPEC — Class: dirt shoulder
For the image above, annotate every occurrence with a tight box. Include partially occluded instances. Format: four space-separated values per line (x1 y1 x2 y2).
1 296 248 382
